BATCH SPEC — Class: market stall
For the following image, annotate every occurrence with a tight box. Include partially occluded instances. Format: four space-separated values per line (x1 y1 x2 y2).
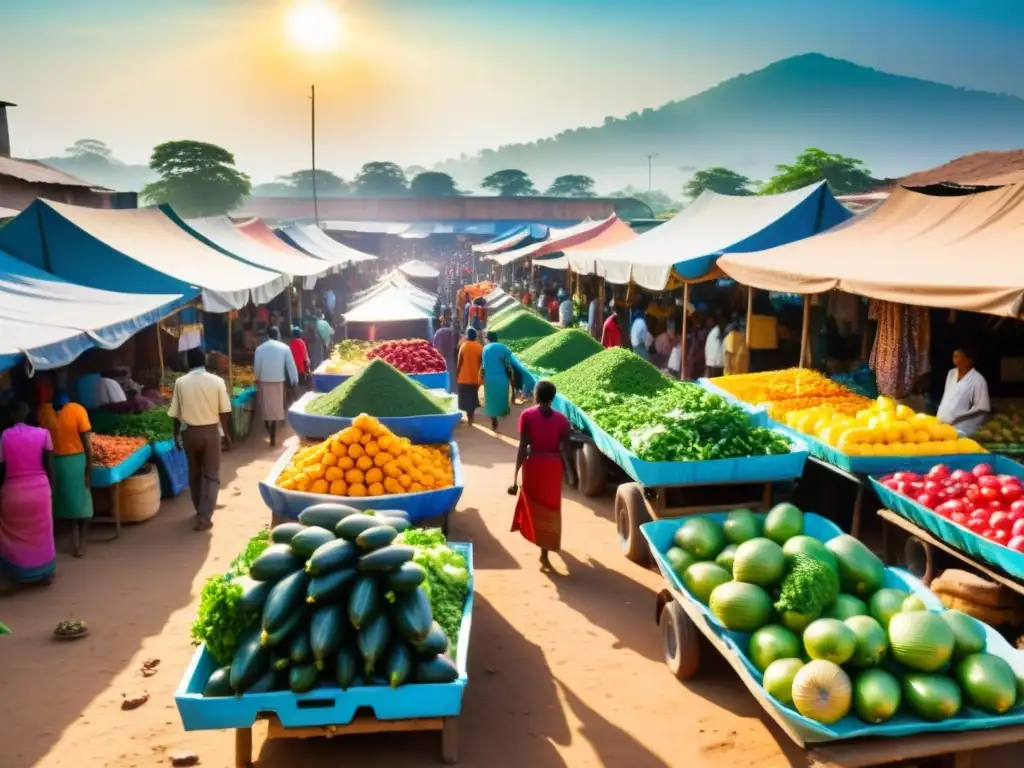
315 339 448 392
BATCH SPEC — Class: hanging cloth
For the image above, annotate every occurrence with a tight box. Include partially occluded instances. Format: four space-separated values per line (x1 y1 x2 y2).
868 300 930 399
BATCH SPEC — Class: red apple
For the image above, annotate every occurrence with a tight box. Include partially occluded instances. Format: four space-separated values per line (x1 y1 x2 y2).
973 463 995 478
883 479 900 491
1012 518 1024 537
1009 536 1024 553
971 508 990 520
1011 500 1024 517
982 528 998 539
978 475 1001 489
950 469 974 484
894 472 921 483
968 518 988 534
951 511 969 525
994 529 1011 544
980 486 1000 502
916 493 937 509
966 487 982 504
929 465 952 481
990 511 1013 532
1001 484 1023 503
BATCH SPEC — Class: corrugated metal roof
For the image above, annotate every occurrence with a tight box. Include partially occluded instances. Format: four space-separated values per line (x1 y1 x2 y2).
0 157 106 189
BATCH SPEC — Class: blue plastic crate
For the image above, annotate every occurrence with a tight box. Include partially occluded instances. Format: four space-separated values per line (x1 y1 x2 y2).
174 543 474 731
286 391 461 443
312 364 448 394
230 386 257 411
90 443 153 489
152 439 188 498
641 514 1024 745
258 440 465 523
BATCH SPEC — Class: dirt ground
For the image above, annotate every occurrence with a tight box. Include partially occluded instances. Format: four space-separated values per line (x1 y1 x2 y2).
1 411 1019 768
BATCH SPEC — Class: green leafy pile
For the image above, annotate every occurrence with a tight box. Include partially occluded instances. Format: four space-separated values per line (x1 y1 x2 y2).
518 329 603 373
306 359 450 418
488 303 532 326
775 553 840 617
488 310 557 342
505 336 546 354
191 575 254 666
0 621 10 634
396 527 470 653
551 347 673 399
89 406 174 442
230 528 271 576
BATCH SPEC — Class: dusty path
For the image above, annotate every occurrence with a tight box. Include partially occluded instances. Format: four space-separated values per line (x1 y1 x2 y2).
1 411 1017 767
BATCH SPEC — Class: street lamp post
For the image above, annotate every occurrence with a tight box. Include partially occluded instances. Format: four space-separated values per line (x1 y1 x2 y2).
310 84 319 227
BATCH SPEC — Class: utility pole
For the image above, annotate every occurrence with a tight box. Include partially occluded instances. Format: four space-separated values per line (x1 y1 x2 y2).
646 153 657 193
310 85 319 227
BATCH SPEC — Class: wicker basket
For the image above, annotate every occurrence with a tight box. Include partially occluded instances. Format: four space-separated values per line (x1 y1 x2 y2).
117 465 161 523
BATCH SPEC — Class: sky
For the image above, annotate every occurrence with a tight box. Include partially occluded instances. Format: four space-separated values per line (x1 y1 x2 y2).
3 0 1024 183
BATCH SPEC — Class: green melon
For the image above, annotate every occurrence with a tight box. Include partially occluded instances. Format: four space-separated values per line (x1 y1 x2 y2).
732 538 786 588
715 544 739 573
763 503 804 545
782 535 838 571
683 562 732 605
902 594 928 612
825 535 885 599
792 660 852 725
673 517 726 560
780 607 821 635
902 673 962 721
853 669 901 724
748 625 801 673
823 594 869 621
844 615 888 668
803 618 857 665
940 610 987 660
665 546 700 578
723 509 763 545
868 588 910 630
709 581 774 633
763 658 804 706
888 611 955 672
955 653 1018 714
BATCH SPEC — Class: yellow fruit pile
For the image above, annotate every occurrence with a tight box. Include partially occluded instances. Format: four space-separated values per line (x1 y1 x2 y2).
766 394 872 421
785 396 986 457
711 369 851 405
276 414 454 497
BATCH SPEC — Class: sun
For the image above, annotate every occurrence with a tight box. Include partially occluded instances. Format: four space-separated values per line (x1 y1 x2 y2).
286 0 345 52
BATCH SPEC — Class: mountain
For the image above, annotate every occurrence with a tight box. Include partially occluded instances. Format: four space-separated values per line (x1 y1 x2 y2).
434 53 1024 194
36 153 155 192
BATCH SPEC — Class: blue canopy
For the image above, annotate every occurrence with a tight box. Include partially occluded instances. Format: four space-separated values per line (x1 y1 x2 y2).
0 249 183 372
471 223 551 255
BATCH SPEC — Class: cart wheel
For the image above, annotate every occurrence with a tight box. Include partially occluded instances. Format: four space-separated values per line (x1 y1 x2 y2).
660 599 700 681
904 536 934 585
615 482 651 564
576 442 606 498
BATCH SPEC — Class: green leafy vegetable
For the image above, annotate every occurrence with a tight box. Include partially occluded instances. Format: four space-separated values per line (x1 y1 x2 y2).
191 574 257 666
0 621 10 634
305 359 450 418
89 406 175 442
230 528 271 576
396 528 470 653
518 329 603 373
775 553 840 617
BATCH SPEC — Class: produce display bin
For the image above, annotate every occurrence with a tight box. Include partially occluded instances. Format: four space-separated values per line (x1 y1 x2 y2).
90 442 153 488
258 441 465 526
312 363 448 394
695 378 770 427
174 543 473 732
286 390 461 443
641 514 1024 746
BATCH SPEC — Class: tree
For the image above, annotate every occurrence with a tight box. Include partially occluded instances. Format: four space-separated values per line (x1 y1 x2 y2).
684 167 755 199
66 138 113 160
546 174 596 198
760 148 877 195
140 140 251 217
609 186 680 216
404 165 429 179
277 169 349 196
481 169 536 197
352 161 408 196
409 171 460 197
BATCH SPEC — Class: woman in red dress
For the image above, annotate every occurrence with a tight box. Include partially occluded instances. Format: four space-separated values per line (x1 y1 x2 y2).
510 380 576 571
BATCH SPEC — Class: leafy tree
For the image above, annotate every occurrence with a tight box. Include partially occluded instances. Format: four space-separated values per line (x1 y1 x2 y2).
481 169 536 197
352 161 408 196
277 169 349 196
684 167 755 199
609 186 680 216
404 165 429 179
410 171 460 197
760 148 876 195
66 138 113 160
546 174 596 198
140 140 251 217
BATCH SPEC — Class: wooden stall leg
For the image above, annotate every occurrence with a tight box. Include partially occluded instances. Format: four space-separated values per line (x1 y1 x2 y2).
110 485 122 539
850 484 864 540
953 750 972 768
235 726 253 768
441 718 459 765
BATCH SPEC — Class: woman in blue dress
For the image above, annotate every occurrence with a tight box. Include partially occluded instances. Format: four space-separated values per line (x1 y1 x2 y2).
481 331 522 431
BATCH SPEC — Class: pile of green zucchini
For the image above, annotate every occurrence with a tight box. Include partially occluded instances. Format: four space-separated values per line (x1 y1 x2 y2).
202 503 460 698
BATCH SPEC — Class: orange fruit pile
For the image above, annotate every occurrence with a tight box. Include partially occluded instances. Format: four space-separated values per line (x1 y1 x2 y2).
711 369 851 404
276 414 454 498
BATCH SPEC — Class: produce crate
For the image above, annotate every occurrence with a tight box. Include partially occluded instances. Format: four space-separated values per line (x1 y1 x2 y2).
312 363 448 394
641 514 1024 746
174 543 474 732
552 393 807 488
258 441 465 525
870 454 1024 581
90 443 153 488
286 390 461 443
696 378 770 427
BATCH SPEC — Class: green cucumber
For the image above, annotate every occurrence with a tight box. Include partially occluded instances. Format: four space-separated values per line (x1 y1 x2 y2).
377 509 410 521
260 607 307 647
306 539 357 576
250 544 305 582
335 514 381 541
306 568 357 605
203 666 234 697
356 525 398 552
299 503 362 530
237 577 273 613
414 622 450 657
310 604 346 670
289 662 320 694
246 668 280 694
382 517 412 533
230 628 269 692
357 614 391 675
386 644 413 688
289 630 312 664
416 654 459 683
270 651 291 672
348 575 381 629
290 527 336 558
387 561 427 592
262 569 310 634
359 545 415 573
334 647 360 689
394 586 433 644
270 522 306 545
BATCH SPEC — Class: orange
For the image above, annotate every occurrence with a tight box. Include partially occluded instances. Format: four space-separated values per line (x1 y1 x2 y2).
345 468 364 485
296 475 312 492
409 467 424 483
356 455 374 472
397 456 413 471
348 443 365 459
338 456 355 471
311 478 330 494
378 435 393 451
322 452 338 467
365 441 380 457
398 473 412 488
383 477 401 494
329 439 345 456
421 474 436 488
409 482 424 493
329 479 347 496
349 483 367 497
279 478 297 490
339 429 357 446
373 452 393 468
368 482 385 497
365 467 384 484
325 466 344 483
360 432 373 446
383 461 401 479
308 463 326 480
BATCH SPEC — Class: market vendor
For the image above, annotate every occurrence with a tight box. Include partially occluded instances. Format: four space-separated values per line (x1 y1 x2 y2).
629 306 654 361
557 289 574 328
723 320 750 376
601 301 621 349
936 347 990 436
37 390 93 557
704 313 726 377
254 327 299 447
288 325 311 389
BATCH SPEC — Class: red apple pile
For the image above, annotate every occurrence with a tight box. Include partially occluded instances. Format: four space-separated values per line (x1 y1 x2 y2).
368 340 446 374
879 463 1024 552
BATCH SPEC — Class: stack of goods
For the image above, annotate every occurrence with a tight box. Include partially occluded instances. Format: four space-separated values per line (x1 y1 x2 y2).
517 329 603 375
89 407 174 443
367 340 446 374
711 369 852 406
192 517 469 697
322 340 374 375
306 360 450 419
974 401 1024 451
91 435 148 467
930 570 1024 628
275 415 454 498
487 309 557 342
552 349 790 462
662 505 1021 725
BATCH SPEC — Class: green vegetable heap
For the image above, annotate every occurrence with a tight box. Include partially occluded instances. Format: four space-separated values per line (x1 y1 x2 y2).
396 527 470 650
517 329 603 373
89 406 175 443
504 336 546 354
551 346 674 398
775 553 840 618
487 310 557 342
306 359 450 418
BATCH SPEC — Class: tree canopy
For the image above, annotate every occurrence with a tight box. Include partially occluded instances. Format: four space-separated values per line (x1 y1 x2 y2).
760 148 876 195
279 169 349 196
353 161 408 196
684 167 755 199
481 169 537 197
66 138 113 160
140 140 251 217
546 174 596 198
609 186 680 216
409 171 460 197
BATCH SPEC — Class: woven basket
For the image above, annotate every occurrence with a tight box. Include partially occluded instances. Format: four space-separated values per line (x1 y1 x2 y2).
117 465 161 523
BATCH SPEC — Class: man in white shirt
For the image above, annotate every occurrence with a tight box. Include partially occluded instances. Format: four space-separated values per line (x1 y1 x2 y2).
93 376 127 408
937 347 991 436
557 289 574 328
254 326 299 447
629 307 654 361
168 348 232 531
704 314 726 377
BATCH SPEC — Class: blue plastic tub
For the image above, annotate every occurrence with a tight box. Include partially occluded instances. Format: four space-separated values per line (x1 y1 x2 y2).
258 440 465 523
552 393 807 488
871 454 1024 580
90 443 153 489
696 378 769 427
174 542 474 731
312 363 448 394
230 386 257 410
286 391 461 443
152 439 188 498
641 514 1024 745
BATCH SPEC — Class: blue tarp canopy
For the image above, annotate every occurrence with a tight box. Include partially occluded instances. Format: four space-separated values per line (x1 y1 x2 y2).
567 182 852 289
471 223 552 254
0 248 183 372
0 200 289 312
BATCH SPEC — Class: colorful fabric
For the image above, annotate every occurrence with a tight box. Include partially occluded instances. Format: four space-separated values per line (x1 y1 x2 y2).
0 424 55 582
869 300 931 399
601 315 621 348
258 381 286 422
457 383 480 414
482 343 516 419
512 453 563 551
38 402 91 456
519 406 569 453
456 340 483 386
289 338 310 374
52 452 93 520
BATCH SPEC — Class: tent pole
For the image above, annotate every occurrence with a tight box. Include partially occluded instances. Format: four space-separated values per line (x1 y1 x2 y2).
227 313 234 394
745 287 754 346
596 276 605 339
156 320 165 389
287 287 294 329
799 296 811 368
680 283 689 380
